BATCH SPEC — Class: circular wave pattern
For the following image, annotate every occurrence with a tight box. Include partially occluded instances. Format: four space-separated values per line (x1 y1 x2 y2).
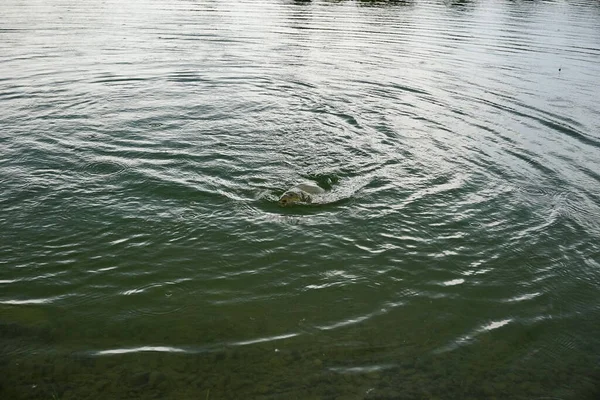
80 159 130 177
1 0 600 399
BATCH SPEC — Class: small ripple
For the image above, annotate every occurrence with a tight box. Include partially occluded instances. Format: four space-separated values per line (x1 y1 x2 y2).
480 95 600 149
115 277 193 317
481 319 513 331
329 364 396 374
230 332 300 346
302 269 361 291
0 294 72 305
166 71 209 83
95 346 186 356
79 157 130 177
119 278 192 297
317 314 373 331
90 73 152 85
316 300 406 331
440 279 465 286
435 318 514 354
504 292 542 303
86 266 118 274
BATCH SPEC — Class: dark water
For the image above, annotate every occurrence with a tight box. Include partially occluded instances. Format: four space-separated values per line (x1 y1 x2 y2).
2 0 600 398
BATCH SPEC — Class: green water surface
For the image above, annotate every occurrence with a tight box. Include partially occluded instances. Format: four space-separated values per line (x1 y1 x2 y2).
1 0 600 399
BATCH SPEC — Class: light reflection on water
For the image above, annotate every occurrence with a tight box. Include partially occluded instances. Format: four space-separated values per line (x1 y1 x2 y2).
1 0 600 398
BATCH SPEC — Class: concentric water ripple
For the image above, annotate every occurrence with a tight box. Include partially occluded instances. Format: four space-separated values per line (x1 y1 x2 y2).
1 0 600 399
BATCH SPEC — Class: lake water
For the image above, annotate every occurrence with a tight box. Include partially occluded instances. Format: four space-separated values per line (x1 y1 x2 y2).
1 0 600 399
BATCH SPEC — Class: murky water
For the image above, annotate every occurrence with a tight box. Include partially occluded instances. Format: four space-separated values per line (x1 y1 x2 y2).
1 0 600 398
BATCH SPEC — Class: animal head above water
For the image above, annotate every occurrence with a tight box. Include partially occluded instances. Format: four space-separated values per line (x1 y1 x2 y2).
278 189 312 206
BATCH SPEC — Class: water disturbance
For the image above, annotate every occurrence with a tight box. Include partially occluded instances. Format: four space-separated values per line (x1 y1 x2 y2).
1 0 600 399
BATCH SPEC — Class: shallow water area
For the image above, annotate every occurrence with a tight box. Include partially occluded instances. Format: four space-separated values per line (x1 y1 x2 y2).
1 0 600 399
